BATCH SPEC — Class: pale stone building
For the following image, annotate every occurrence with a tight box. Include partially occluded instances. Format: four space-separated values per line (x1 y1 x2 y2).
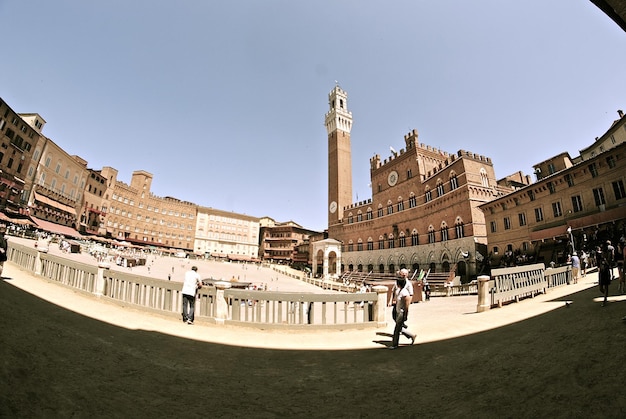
480 110 626 267
194 207 260 261
26 134 88 234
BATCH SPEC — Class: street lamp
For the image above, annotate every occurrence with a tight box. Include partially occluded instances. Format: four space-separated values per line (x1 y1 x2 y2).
567 226 575 255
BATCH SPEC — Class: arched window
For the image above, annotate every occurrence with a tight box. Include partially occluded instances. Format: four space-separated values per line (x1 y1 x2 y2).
449 171 459 190
455 217 465 239
428 225 436 243
480 168 489 187
436 179 445 197
399 232 406 247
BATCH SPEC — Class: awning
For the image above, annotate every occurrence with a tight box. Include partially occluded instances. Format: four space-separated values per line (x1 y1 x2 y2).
30 216 83 238
0 178 16 188
0 212 35 226
529 225 569 242
34 193 77 216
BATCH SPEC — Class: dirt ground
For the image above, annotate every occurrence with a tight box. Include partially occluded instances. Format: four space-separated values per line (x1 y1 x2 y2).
2 264 626 417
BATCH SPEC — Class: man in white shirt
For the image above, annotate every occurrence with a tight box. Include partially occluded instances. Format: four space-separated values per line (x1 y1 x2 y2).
181 266 202 324
389 276 415 349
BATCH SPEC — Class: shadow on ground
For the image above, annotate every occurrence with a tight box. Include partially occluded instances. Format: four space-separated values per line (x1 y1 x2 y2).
1 279 625 418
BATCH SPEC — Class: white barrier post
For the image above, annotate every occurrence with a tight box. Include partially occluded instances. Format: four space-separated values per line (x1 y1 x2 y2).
476 275 491 312
214 281 232 324
372 285 389 326
95 261 110 297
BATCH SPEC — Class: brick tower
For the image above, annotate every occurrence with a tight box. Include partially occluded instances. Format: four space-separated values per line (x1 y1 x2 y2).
325 85 353 227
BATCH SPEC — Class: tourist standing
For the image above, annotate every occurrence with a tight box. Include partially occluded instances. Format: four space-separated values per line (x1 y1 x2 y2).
618 242 625 294
181 266 202 324
581 250 588 277
0 225 7 276
570 252 580 284
606 240 615 273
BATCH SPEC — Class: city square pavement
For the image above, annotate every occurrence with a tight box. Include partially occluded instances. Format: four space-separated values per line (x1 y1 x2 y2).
3 237 626 417
3 235 605 350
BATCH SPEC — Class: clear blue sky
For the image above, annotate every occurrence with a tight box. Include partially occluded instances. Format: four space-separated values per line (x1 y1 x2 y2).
1 1 624 232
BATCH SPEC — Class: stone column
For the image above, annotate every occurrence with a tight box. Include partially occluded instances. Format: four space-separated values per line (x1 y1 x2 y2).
214 281 232 324
372 285 389 327
94 262 110 297
34 247 48 276
476 275 491 313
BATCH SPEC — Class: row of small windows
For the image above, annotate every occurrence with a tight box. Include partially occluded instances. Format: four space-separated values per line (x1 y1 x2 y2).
344 223 465 252
107 221 192 240
111 193 194 219
109 209 194 229
491 181 625 232
348 175 463 223
589 130 626 158
42 156 85 188
499 158 618 211
35 173 80 201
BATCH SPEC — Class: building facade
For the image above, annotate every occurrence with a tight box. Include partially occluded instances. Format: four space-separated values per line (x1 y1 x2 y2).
194 207 260 260
1 96 316 249
324 86 513 282
0 99 42 216
259 217 319 264
79 167 113 236
27 136 88 232
480 110 626 267
106 170 198 249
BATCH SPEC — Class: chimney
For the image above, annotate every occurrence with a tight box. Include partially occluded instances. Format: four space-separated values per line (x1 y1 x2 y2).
618 109 624 118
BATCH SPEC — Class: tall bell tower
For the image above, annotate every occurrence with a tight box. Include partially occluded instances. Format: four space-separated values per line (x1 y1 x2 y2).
325 84 353 227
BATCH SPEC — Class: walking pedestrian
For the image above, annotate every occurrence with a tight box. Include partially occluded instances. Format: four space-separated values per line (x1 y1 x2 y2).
598 253 611 307
181 266 202 324
388 275 415 349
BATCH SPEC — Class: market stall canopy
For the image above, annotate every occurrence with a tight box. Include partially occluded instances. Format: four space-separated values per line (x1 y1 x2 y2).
30 216 83 238
0 212 35 226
